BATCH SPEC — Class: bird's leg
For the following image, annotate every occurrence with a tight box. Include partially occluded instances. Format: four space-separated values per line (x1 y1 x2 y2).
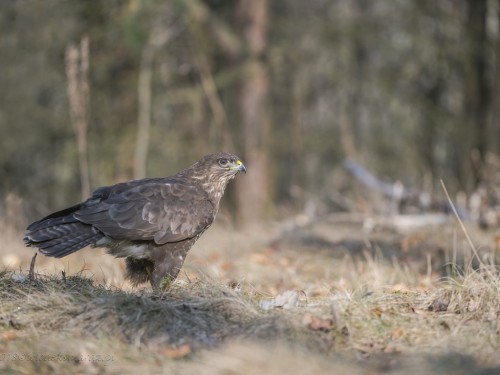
150 262 179 291
150 243 192 291
125 257 154 286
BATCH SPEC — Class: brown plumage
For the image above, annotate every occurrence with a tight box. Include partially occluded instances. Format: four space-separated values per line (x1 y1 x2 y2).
24 152 246 290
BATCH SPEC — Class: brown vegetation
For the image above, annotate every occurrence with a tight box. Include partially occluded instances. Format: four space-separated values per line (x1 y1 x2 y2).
1 218 499 374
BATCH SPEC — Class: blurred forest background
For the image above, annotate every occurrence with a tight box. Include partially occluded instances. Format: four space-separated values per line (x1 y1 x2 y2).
1 0 500 228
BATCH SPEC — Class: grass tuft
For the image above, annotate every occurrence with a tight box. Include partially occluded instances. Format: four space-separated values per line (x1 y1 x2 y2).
1 219 499 374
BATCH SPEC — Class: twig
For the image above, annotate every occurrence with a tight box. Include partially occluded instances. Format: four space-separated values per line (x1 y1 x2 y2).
440 180 480 260
440 180 497 282
29 253 37 282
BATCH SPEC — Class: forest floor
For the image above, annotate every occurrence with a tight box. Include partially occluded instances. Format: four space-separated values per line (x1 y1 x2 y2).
0 213 499 374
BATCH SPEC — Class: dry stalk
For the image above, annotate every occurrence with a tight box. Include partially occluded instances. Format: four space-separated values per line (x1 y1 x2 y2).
440 180 498 284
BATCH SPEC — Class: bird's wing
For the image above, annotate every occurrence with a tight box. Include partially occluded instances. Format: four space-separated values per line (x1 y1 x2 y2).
74 180 215 244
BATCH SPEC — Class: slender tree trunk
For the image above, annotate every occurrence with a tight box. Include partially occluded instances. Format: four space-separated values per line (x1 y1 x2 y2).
469 0 489 176
134 25 175 179
453 0 490 194
134 44 154 180
65 36 91 200
490 0 500 155
235 0 269 225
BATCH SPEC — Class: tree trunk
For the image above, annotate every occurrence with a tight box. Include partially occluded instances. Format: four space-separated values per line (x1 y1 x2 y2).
458 0 489 192
134 24 175 179
451 0 489 194
490 0 500 155
65 36 91 200
134 44 154 180
235 0 269 225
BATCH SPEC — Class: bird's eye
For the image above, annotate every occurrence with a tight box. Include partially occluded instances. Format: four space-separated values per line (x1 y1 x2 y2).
218 158 229 167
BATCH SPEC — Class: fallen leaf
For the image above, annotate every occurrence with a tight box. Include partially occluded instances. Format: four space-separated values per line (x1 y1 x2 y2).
250 253 273 265
302 313 333 332
221 260 233 271
2 331 18 341
370 307 383 317
160 344 192 359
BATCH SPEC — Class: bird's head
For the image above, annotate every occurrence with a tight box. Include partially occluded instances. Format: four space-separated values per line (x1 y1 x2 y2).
198 152 246 178
214 153 247 175
183 152 246 201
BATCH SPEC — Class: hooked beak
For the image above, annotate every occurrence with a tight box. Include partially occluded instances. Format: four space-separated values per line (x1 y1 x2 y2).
235 159 246 173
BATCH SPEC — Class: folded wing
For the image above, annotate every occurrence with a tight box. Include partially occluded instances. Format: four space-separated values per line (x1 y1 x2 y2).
75 180 215 244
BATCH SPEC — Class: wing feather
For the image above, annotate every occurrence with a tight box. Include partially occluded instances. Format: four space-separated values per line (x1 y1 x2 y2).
74 180 215 244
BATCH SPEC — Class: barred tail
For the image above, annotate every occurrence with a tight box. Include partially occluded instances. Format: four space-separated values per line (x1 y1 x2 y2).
24 221 103 258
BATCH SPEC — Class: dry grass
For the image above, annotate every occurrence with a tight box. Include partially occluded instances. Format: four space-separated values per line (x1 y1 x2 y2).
0 219 499 374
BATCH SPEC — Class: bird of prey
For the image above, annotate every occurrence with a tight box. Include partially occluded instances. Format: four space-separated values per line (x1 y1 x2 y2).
24 152 246 290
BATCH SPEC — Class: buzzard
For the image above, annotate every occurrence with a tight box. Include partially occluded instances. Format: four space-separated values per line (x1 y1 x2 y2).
24 152 246 290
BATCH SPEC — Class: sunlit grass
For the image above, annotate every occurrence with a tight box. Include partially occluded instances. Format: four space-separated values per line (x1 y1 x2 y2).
0 221 499 374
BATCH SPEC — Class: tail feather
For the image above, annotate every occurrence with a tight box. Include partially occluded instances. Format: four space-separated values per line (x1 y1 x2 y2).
24 221 103 258
27 203 83 231
27 215 80 232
